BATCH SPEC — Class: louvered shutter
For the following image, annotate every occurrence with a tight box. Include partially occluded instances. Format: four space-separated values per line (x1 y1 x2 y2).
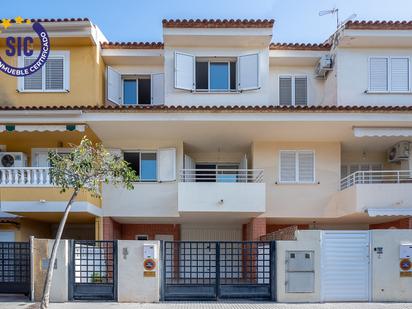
151 73 165 105
45 57 64 90
279 77 292 106
238 53 259 91
280 151 296 182
298 151 314 183
23 57 42 90
390 57 409 92
107 66 122 104
158 148 176 182
295 76 308 106
369 57 388 92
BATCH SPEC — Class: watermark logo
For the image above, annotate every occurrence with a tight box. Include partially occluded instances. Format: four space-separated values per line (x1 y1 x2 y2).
0 17 50 77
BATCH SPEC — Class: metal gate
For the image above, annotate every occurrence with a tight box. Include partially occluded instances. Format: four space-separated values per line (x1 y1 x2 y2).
70 240 117 301
162 241 276 300
0 242 30 295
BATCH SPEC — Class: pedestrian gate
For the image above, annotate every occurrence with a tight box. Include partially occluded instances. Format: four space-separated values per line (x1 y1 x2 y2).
0 242 30 295
70 240 117 301
162 241 276 300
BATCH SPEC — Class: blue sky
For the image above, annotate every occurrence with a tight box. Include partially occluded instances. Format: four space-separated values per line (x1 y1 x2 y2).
7 0 412 43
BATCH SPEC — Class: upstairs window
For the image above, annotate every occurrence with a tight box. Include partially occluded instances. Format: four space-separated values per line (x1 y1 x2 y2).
369 57 410 92
195 60 237 92
123 151 157 182
18 51 70 92
175 52 259 92
279 75 308 106
107 67 164 105
279 150 315 183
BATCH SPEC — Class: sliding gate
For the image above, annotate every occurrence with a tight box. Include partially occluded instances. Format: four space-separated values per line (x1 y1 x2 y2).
0 242 30 295
162 241 276 300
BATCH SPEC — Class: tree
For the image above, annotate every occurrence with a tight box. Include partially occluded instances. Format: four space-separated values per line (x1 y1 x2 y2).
40 137 137 309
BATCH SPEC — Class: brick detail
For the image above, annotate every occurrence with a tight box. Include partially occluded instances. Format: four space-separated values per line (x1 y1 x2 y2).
243 217 267 241
370 218 412 229
121 224 180 240
102 217 121 240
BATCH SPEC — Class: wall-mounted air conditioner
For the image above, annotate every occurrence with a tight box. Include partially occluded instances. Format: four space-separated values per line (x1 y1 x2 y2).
0 152 28 167
387 142 410 162
315 54 333 78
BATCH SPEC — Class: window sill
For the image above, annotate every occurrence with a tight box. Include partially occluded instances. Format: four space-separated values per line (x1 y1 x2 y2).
17 89 69 93
192 90 241 94
365 90 411 94
275 181 319 185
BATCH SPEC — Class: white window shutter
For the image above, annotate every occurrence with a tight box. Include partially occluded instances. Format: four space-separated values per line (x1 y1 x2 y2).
151 73 165 105
279 77 292 106
298 151 314 183
23 57 42 91
174 52 195 91
280 151 296 182
238 53 259 91
158 148 176 182
45 57 64 90
33 151 50 167
369 57 388 92
107 148 122 159
391 57 409 92
239 154 248 182
107 66 122 104
295 76 308 106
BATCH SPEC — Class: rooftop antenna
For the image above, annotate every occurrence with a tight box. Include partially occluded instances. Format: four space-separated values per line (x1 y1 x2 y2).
319 7 339 28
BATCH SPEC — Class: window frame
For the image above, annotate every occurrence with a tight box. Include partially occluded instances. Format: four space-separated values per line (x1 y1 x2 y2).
195 58 238 93
121 74 152 105
123 150 158 182
278 74 308 106
368 56 411 93
278 150 316 184
17 50 70 93
135 235 149 240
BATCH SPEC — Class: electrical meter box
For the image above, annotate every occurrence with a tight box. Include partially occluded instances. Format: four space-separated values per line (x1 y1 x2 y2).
286 250 315 293
400 244 412 259
143 244 157 259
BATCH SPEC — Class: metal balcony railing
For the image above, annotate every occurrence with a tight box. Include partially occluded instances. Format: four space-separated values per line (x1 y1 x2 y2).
179 169 264 183
0 167 52 186
340 170 412 191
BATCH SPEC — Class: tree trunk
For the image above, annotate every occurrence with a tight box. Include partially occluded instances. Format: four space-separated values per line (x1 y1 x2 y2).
40 189 79 309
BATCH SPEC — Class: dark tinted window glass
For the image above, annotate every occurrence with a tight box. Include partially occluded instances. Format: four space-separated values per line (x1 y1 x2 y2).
230 62 236 90
196 62 208 90
138 78 151 105
123 152 140 176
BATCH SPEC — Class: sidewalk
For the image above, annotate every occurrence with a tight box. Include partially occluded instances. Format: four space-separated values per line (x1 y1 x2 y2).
0 302 411 309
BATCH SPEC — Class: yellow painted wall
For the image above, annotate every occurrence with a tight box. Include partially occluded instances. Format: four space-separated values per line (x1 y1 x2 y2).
0 218 51 241
0 43 104 107
252 141 341 218
0 187 101 207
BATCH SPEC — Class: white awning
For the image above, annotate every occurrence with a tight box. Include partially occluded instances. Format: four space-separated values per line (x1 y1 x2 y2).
366 208 412 217
354 127 412 137
0 125 85 132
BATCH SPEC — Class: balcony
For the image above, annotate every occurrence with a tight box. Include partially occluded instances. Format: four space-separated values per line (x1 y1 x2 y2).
326 170 412 217
178 169 265 214
0 167 52 187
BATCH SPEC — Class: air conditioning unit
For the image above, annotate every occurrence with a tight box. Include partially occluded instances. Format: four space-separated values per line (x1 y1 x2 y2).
387 142 410 162
0 152 28 167
315 54 333 78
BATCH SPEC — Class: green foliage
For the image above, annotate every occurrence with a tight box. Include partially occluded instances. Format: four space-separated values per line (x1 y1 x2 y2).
90 272 103 283
48 137 138 197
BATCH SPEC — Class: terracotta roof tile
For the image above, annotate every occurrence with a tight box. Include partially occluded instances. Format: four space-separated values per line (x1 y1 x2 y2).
0 105 412 113
270 43 331 51
10 18 89 23
101 42 164 49
346 20 412 30
162 18 274 28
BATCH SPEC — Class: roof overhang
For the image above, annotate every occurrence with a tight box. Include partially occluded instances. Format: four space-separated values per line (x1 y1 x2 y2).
339 29 412 48
366 208 412 217
269 49 328 66
101 49 164 65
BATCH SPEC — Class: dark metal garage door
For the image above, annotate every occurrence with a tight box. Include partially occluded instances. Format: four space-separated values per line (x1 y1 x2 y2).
162 241 276 301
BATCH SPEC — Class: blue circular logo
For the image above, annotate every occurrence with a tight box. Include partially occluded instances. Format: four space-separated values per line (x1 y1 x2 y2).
0 21 50 77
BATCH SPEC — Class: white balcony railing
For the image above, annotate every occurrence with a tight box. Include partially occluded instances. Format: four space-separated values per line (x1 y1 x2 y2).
340 170 412 190
0 167 52 186
179 169 264 183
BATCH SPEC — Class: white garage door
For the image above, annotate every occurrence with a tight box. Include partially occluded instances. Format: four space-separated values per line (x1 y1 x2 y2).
322 231 370 302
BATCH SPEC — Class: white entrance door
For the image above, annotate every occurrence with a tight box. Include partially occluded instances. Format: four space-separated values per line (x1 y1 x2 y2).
322 231 370 302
